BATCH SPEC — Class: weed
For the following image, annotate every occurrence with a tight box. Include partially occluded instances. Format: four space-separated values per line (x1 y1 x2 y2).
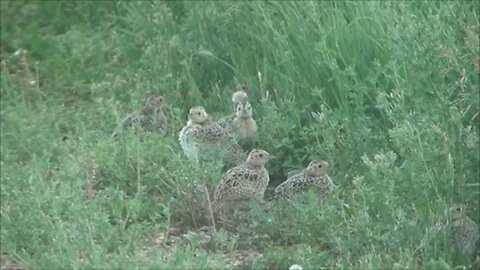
1 1 479 269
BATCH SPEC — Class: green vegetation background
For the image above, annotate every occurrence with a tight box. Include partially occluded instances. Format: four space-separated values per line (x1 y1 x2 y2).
1 1 479 269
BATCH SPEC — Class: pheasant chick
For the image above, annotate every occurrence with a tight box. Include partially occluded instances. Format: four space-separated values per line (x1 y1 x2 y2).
273 160 334 202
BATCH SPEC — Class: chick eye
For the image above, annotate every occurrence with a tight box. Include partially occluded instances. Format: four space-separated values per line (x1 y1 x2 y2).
456 207 461 211
258 153 264 158
197 112 201 115
318 165 323 168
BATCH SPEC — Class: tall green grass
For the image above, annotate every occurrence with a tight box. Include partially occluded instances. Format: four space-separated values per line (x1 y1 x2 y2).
1 1 479 269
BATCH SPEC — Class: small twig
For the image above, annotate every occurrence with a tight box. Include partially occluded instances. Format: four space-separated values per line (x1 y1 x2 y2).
203 181 217 239
195 160 217 241
34 61 41 91
162 199 173 247
20 53 46 97
185 185 199 231
135 126 142 194
84 157 98 201
1 61 10 89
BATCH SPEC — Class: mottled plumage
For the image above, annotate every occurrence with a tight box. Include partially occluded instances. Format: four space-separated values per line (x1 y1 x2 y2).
232 101 257 149
272 160 334 201
223 142 246 170
217 86 249 130
214 149 271 211
112 95 167 137
450 203 479 260
414 203 479 265
232 89 248 107
179 106 244 166
179 106 225 160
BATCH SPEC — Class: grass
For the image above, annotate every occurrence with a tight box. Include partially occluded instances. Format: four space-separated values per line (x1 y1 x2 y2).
1 1 479 269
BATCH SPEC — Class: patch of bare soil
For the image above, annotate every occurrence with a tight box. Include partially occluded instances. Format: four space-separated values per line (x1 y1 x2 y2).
141 225 267 268
0 253 24 270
